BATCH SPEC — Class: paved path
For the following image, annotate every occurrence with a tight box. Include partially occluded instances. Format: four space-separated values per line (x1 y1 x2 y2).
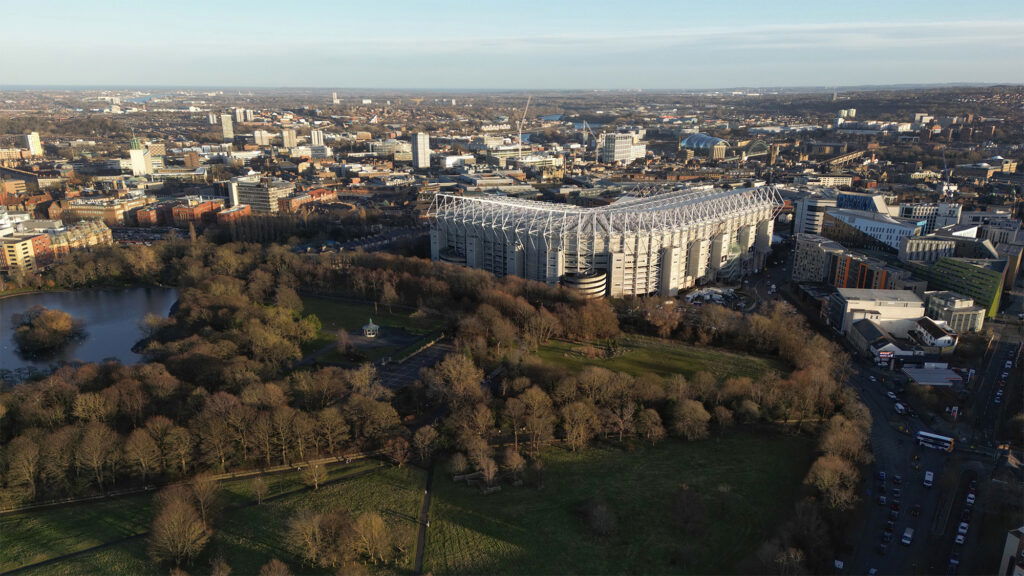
413 463 436 575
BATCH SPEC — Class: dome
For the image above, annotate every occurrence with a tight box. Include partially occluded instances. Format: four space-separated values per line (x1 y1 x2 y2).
680 133 730 151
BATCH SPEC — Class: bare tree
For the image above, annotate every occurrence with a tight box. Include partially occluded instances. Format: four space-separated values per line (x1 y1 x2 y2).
6 436 40 498
502 447 526 482
148 487 210 567
336 330 352 355
76 422 119 489
449 452 469 475
288 510 324 567
384 436 411 468
671 400 711 441
352 512 392 565
561 401 599 451
250 476 268 505
412 426 438 464
288 509 355 568
210 556 232 576
479 457 499 487
258 559 292 576
303 462 328 490
635 409 666 445
190 473 219 525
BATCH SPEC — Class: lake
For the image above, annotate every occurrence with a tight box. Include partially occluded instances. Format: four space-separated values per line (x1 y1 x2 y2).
0 286 178 379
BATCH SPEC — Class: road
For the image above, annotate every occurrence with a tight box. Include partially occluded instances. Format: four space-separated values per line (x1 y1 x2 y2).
753 233 1021 575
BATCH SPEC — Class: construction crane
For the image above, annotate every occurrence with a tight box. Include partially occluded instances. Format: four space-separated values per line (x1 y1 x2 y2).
582 120 601 164
516 95 531 161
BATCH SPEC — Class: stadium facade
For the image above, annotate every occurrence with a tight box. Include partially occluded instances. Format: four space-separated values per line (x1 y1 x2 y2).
429 185 784 298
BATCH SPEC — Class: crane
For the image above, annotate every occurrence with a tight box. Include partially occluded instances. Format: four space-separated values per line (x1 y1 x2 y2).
582 120 601 164
516 95 531 161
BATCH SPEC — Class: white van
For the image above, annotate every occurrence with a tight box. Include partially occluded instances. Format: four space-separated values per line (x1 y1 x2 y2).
901 527 914 545
923 471 934 487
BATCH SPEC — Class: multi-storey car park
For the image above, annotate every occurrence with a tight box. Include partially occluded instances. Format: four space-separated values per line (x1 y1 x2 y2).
429 185 784 298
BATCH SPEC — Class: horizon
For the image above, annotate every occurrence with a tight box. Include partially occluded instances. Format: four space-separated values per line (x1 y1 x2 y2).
2 0 1022 88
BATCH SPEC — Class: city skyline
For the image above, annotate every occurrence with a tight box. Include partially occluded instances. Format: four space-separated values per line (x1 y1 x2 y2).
1 0 1022 89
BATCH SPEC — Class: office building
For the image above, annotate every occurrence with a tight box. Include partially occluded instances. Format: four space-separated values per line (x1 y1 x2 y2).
254 130 274 146
793 194 838 235
22 132 43 156
898 203 962 234
229 175 295 213
924 291 985 332
827 288 925 337
129 148 153 176
821 209 924 251
412 132 431 169
599 133 646 164
430 185 782 297
899 236 957 263
310 129 325 147
281 129 297 148
792 233 922 291
1000 525 1024 576
221 114 234 141
908 257 1005 318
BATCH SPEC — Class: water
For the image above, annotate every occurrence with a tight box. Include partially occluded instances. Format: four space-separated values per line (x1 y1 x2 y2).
0 287 178 378
540 114 564 121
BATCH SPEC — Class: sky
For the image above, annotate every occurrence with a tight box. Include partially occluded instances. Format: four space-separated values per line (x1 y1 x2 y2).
2 0 1022 89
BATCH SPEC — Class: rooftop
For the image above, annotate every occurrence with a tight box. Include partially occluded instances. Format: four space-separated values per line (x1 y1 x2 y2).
836 288 924 304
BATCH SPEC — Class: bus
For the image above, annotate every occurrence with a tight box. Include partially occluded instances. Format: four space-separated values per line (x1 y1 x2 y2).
916 431 954 452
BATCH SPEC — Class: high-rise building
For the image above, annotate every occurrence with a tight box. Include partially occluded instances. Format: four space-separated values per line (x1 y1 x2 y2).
599 133 646 164
310 129 325 147
221 114 234 141
234 108 246 123
208 113 218 125
244 109 255 122
792 194 838 235
229 175 295 213
23 132 43 156
332 92 340 104
412 132 431 169
281 129 297 148
254 130 273 146
129 148 153 175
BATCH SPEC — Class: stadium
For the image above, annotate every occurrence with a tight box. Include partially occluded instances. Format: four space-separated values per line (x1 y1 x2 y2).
429 185 785 298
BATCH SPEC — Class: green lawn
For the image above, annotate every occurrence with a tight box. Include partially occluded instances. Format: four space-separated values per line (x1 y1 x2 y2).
302 296 443 335
536 336 785 381
425 430 813 575
0 493 153 572
8 460 426 576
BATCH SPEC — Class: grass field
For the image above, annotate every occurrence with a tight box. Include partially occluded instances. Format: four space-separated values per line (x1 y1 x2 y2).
301 296 445 361
536 336 785 381
424 430 813 575
6 459 426 576
302 296 443 336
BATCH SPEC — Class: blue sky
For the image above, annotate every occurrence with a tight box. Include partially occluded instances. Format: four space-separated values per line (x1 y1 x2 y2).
2 0 1022 89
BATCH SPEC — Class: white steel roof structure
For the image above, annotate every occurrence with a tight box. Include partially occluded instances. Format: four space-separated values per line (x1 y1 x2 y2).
429 185 784 236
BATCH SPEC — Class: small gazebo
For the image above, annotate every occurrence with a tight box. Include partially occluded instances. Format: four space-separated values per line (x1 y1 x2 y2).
362 318 379 338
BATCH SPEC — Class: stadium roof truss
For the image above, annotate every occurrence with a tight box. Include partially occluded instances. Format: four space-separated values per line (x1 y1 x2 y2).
429 185 784 241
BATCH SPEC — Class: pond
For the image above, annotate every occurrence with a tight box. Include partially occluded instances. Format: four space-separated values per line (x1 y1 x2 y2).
0 286 178 381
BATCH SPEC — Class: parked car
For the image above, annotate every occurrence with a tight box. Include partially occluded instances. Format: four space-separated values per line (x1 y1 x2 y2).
893 474 903 485
955 534 966 545
878 495 888 506
957 522 969 536
966 493 976 506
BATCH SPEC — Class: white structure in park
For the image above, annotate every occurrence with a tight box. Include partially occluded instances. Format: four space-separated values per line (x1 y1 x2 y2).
362 319 379 338
429 185 783 298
